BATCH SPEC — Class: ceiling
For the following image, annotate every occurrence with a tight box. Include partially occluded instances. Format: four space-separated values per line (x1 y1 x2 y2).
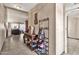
68 9 79 18
65 3 79 18
65 3 76 7
4 3 38 23
4 3 38 12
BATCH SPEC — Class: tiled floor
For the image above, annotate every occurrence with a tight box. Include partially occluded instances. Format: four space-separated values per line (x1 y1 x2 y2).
1 34 37 55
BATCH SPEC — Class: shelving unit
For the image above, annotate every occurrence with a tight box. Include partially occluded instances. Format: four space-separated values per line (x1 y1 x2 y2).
38 17 49 55
23 18 49 55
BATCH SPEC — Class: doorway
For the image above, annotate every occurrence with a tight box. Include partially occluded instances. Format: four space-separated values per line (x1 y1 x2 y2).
65 9 79 54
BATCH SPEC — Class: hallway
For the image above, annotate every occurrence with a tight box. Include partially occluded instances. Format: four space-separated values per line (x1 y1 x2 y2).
0 3 71 55
1 35 37 55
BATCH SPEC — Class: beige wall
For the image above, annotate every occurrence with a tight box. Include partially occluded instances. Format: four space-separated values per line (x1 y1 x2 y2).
68 16 78 38
0 4 6 23
68 16 79 38
0 4 6 52
28 3 56 54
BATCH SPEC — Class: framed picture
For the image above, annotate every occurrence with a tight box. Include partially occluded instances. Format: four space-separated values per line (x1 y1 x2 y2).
34 13 38 25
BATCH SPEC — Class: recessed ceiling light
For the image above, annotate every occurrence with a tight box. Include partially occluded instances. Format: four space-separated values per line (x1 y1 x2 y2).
15 5 21 9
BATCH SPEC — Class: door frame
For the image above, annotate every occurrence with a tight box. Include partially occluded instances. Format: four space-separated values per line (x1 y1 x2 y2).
64 8 79 54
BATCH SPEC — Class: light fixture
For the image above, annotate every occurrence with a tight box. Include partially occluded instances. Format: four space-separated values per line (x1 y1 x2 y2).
15 5 21 9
